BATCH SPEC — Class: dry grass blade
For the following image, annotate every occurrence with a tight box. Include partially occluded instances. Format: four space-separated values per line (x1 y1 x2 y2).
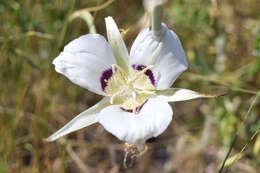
70 10 96 34
82 0 115 12
26 31 54 40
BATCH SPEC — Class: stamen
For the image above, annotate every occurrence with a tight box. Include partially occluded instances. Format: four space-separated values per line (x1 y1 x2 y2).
132 91 137 114
109 64 125 86
128 65 154 84
111 64 117 74
111 64 127 81
135 89 156 95
132 64 156 86
110 89 125 104
102 63 156 113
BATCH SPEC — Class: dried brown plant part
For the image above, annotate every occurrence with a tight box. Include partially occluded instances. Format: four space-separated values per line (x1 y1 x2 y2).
123 143 148 169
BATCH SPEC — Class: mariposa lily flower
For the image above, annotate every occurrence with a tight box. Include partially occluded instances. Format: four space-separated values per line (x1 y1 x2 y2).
47 16 218 145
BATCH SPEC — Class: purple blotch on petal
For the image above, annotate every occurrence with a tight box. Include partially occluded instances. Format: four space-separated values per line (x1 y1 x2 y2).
132 64 156 86
100 68 113 91
120 100 148 113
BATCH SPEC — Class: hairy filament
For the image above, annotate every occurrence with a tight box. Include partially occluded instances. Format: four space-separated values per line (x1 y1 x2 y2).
110 89 125 104
128 65 154 84
132 91 137 114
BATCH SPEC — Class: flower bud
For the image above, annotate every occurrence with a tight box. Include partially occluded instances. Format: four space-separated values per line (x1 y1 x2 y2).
143 0 167 13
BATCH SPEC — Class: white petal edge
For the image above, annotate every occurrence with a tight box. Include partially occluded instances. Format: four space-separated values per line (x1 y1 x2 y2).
155 88 222 102
97 98 173 144
46 97 110 142
53 34 116 95
129 24 188 89
105 16 129 72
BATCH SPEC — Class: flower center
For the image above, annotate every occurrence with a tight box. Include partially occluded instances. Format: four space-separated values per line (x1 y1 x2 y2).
100 64 156 114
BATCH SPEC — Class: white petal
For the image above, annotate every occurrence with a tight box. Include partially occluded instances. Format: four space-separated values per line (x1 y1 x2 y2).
155 88 222 102
130 24 188 89
53 34 116 95
105 16 129 72
97 98 173 144
46 97 110 142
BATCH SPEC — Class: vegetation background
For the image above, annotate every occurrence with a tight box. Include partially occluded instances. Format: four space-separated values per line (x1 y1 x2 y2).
0 0 259 172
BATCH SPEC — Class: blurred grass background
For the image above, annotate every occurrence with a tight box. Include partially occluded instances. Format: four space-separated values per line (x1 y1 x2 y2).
0 0 259 172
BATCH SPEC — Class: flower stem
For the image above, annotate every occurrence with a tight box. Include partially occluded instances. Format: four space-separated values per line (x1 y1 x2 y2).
152 5 163 31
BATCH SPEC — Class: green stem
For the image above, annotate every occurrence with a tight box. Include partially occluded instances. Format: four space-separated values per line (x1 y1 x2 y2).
219 134 238 173
58 0 76 51
240 91 260 125
152 5 163 31
230 87 259 95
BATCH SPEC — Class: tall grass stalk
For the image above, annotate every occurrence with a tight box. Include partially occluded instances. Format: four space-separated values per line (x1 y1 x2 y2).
219 91 260 173
58 0 76 51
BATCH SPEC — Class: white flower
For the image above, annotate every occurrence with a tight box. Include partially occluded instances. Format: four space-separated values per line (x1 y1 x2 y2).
47 16 217 145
